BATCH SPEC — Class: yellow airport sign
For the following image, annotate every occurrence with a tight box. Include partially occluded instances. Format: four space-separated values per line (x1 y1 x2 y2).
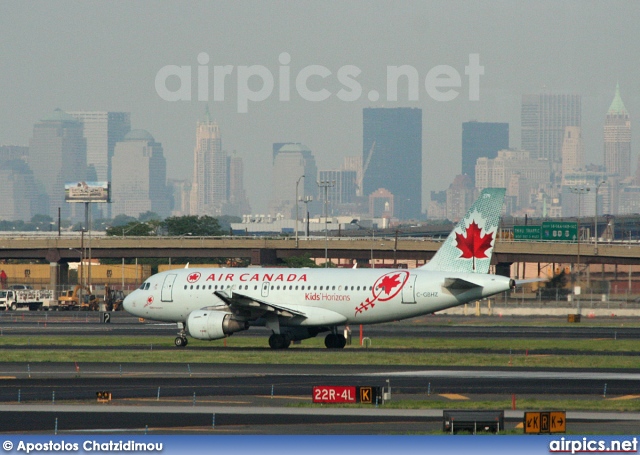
524 411 566 434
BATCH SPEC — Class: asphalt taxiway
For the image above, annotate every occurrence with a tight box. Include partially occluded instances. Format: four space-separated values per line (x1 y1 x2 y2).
0 311 639 434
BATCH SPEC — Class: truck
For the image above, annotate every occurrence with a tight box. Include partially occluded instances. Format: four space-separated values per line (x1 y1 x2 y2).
58 285 101 311
0 289 57 311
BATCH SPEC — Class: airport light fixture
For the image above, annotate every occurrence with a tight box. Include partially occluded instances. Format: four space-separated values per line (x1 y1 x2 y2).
317 180 335 268
594 180 606 255
295 174 305 248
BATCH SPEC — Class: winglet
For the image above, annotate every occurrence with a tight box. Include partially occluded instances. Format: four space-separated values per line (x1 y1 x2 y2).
420 188 506 274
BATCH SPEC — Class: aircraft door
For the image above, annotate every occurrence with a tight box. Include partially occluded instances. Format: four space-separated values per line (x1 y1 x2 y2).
261 282 270 298
401 274 416 304
161 274 177 302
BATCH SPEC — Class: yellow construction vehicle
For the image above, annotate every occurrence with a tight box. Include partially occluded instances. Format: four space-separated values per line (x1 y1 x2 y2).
58 285 100 310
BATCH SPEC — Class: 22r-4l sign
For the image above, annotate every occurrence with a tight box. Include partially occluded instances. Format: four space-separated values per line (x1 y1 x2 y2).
313 386 356 403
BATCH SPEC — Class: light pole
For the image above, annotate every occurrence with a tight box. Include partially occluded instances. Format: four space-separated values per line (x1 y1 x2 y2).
301 196 313 239
594 180 606 255
295 174 305 248
69 247 84 307
317 180 335 268
570 186 590 298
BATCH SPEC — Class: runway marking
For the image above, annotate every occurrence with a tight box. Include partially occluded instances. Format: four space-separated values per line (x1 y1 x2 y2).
122 398 251 404
0 376 16 379
439 394 469 400
257 395 311 400
606 395 640 401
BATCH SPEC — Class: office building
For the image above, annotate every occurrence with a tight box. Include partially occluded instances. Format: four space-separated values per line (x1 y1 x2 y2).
269 143 318 218
561 126 584 179
521 93 581 165
604 84 631 179
362 107 422 220
28 109 87 218
461 121 508 185
226 154 251 217
111 130 170 218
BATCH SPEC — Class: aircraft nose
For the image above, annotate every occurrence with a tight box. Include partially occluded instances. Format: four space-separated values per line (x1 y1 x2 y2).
123 291 136 313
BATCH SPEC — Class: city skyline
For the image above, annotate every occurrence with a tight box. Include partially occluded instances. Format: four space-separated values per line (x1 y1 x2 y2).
1 2 639 216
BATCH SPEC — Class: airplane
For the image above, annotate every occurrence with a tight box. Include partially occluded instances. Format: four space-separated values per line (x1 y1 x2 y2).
123 187 520 349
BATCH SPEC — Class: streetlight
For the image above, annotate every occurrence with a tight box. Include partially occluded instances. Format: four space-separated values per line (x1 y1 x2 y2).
295 174 305 248
594 180 606 255
317 180 335 268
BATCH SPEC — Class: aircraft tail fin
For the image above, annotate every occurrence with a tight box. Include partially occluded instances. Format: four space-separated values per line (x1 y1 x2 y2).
420 188 506 274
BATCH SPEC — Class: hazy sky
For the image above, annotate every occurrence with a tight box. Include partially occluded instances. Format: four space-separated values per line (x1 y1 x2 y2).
2 1 639 213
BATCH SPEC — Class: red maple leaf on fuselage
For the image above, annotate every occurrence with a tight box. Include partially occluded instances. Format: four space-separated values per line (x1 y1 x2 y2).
379 274 402 296
455 220 493 259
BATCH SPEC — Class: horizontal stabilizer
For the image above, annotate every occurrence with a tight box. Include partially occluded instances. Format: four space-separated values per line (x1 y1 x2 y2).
444 277 481 290
513 278 547 287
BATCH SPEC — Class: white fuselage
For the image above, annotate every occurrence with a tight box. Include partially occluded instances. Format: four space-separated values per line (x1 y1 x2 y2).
123 267 512 327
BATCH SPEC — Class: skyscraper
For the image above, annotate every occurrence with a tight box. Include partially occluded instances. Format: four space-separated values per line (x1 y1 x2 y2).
604 83 631 179
226 154 251 217
67 111 131 182
269 143 318 218
521 93 581 164
461 121 509 185
362 107 422 220
28 109 87 218
190 109 226 216
111 130 170 218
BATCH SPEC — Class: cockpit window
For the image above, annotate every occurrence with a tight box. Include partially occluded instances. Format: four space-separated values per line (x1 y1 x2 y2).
145 283 150 290
139 283 146 290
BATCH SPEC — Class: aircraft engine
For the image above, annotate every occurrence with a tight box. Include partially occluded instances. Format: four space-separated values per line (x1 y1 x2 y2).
187 310 248 340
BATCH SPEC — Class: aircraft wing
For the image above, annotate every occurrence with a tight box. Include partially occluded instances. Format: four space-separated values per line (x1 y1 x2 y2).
213 290 348 326
214 290 306 318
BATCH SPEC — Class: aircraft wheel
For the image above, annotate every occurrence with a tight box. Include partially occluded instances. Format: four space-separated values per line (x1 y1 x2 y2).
268 334 290 349
174 336 187 347
325 333 346 349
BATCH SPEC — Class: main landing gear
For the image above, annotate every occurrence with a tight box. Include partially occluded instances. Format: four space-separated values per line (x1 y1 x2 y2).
268 333 291 349
324 331 346 349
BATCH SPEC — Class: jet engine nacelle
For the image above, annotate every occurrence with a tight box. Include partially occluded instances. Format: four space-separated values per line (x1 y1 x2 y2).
187 310 248 340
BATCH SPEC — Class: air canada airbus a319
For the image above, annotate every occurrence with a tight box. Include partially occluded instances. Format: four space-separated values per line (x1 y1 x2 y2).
123 188 522 349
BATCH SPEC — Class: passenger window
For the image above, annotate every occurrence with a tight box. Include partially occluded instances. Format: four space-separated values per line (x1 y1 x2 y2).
184 285 187 290
190 285 193 290
314 286 317 290
319 286 323 291
196 285 200 290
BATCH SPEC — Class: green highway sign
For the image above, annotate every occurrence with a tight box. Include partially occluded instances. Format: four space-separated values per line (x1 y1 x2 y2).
541 221 578 241
514 225 541 240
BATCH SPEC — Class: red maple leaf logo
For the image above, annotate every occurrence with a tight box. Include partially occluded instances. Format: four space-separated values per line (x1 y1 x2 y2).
455 220 493 259
379 274 402 296
187 272 201 283
147 295 154 304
